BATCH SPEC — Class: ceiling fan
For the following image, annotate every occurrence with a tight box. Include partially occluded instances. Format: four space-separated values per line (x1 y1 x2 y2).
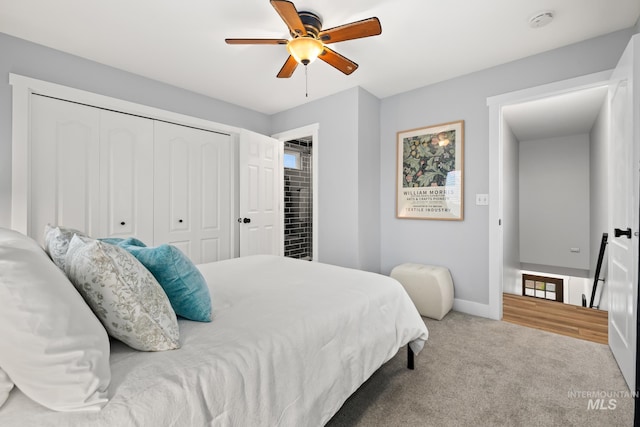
225 0 382 78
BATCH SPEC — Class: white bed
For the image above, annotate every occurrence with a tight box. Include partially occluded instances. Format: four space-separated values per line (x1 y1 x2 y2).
0 253 428 426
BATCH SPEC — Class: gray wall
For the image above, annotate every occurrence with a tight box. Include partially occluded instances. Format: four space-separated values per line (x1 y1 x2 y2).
357 88 381 272
378 29 633 306
2 26 637 311
502 124 520 295
271 87 381 272
272 27 633 307
271 88 361 269
589 105 609 276
589 102 610 308
519 134 590 273
0 32 270 228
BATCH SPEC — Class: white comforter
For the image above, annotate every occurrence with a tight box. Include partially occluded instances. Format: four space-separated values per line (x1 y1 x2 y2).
0 255 428 426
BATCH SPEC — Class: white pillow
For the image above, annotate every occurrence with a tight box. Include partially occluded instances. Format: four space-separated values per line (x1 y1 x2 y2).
43 224 88 271
65 235 180 351
0 228 110 412
0 368 14 408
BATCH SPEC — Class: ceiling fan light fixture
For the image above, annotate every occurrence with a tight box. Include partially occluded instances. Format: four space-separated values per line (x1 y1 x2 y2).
225 1 380 78
287 37 324 65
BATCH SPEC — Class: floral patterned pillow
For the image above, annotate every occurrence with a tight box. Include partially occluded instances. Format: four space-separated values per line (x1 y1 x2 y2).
43 224 88 271
65 235 180 352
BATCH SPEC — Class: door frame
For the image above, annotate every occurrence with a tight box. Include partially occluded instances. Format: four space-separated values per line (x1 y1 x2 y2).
272 124 319 262
486 70 613 320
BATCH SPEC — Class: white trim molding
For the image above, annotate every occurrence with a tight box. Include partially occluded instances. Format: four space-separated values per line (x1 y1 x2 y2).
485 70 613 320
452 299 490 318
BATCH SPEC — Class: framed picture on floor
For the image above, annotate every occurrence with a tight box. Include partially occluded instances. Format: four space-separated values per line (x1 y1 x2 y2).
396 120 464 220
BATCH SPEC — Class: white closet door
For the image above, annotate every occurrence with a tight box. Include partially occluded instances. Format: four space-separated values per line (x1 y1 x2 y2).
99 110 154 243
154 121 231 264
30 95 100 243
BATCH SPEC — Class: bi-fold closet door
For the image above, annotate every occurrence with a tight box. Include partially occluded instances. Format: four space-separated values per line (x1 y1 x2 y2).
29 94 231 264
154 121 231 263
30 95 154 243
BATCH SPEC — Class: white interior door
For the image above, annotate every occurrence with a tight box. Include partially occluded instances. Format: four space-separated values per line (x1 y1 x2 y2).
154 121 232 264
239 130 283 256
607 35 639 392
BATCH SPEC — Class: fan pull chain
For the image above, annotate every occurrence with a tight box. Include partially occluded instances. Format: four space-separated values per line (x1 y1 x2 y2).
305 65 309 98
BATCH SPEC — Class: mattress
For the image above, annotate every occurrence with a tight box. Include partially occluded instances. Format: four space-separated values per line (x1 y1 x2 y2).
0 255 428 426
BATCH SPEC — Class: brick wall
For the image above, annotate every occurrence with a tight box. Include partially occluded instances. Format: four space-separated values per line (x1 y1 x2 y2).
284 140 312 259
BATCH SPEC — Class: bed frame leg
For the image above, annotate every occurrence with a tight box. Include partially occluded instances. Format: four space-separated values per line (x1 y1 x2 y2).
407 345 415 370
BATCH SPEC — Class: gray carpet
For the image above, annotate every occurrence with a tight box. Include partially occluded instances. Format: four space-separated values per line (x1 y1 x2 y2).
327 311 634 427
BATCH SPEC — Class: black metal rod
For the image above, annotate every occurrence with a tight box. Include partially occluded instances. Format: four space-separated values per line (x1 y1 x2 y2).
590 233 608 308
407 345 414 370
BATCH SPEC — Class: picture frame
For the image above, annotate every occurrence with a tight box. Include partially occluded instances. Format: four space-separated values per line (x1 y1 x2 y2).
396 120 464 220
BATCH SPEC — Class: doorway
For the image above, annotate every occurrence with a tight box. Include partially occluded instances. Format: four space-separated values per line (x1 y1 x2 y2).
487 70 614 321
504 85 608 302
488 65 640 389
494 81 611 343
283 138 313 260
272 124 319 261
487 71 617 347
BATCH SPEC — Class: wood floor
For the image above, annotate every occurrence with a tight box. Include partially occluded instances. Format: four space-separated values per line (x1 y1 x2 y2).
502 293 608 344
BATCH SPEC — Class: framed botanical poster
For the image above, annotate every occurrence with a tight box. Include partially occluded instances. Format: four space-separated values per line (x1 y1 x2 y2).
396 120 464 220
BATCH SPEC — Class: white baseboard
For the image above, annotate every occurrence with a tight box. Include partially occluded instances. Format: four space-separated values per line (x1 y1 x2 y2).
453 299 490 318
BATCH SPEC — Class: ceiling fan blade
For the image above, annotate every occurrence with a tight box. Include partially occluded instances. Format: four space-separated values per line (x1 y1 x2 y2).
270 0 307 36
277 55 299 78
319 17 381 44
225 38 288 45
318 47 358 75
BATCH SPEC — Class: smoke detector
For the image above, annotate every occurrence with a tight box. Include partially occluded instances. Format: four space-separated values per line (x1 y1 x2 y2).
529 11 554 28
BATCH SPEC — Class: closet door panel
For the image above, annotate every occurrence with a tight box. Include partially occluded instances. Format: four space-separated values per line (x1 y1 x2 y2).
199 142 225 264
57 136 92 227
201 143 220 230
30 95 100 243
202 132 231 263
201 238 220 264
154 121 231 264
169 139 191 233
99 110 154 243
171 240 192 259
160 139 192 259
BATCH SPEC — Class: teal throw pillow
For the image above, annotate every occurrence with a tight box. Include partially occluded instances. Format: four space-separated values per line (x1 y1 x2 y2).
99 237 147 247
118 244 212 322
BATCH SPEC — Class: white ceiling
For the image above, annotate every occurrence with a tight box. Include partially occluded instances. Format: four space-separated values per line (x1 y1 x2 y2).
0 0 638 115
503 85 609 141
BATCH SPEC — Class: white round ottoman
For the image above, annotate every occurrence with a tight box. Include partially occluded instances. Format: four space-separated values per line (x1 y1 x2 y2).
390 263 454 320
